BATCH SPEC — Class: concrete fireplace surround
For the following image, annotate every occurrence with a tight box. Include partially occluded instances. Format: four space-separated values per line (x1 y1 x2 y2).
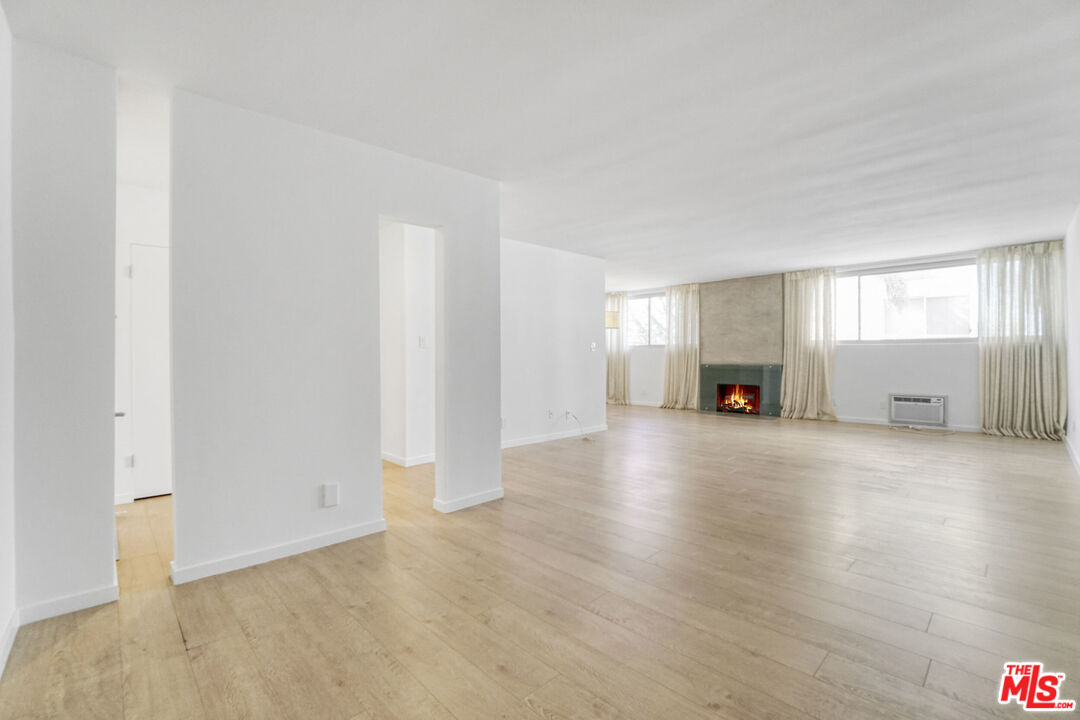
699 273 783 365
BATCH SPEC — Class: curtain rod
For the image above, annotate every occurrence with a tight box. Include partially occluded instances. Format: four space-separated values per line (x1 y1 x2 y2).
836 251 977 276
837 237 1061 276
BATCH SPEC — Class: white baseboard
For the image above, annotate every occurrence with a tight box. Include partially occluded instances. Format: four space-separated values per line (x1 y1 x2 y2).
18 582 119 626
836 415 980 433
1066 438 1080 478
170 518 386 585
381 452 405 466
114 493 134 506
433 487 504 514
381 451 435 467
501 424 608 450
0 608 18 680
630 400 663 407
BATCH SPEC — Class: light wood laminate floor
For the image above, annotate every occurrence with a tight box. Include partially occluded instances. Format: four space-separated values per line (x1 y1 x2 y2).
2 405 1079 718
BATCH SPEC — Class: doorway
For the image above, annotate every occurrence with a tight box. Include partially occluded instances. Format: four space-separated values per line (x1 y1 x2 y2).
113 79 175 565
378 219 438 500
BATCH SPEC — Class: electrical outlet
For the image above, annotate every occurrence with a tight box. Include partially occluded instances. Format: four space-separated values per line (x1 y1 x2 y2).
590 341 598 352
547 410 553 420
321 483 340 508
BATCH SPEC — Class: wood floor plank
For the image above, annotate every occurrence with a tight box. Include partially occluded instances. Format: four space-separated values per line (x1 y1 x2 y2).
398 518 832 677
116 555 187 660
815 653 992 720
0 617 69 718
247 627 371 720
443 504 935 684
383 523 815 719
115 502 158 560
331 536 560 699
187 634 287 720
478 599 723 720
384 515 900 720
524 676 632 720
848 558 1080 631
928 613 1079 674
215 566 295 643
169 576 243 650
924 661 1015 720
302 544 541 719
256 554 459 720
40 606 124 720
121 652 203 720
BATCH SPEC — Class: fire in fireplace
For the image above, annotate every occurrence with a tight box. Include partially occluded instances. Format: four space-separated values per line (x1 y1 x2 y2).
717 383 760 415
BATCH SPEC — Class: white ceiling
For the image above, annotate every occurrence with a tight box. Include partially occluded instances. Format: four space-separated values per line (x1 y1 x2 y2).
6 1 1080 289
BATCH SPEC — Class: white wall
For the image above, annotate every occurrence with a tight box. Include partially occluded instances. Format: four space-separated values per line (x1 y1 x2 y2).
629 345 665 407
0 1 15 676
402 224 436 463
378 220 406 463
12 41 117 621
1065 205 1080 470
500 238 606 446
170 90 502 582
833 342 979 431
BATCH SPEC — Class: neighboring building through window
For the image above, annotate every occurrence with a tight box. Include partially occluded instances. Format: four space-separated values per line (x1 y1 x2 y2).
837 262 977 341
628 293 668 346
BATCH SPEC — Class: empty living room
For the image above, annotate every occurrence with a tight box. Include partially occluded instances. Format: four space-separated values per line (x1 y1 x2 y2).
1 1 1079 719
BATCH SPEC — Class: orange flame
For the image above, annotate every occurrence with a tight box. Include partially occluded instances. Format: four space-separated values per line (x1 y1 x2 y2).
725 384 751 410
719 384 759 413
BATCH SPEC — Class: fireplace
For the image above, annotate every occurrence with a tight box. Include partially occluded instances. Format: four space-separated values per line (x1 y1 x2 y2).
717 383 760 414
699 364 782 417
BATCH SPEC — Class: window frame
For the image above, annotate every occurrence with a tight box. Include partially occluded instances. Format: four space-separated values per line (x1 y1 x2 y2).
836 256 978 345
627 291 668 347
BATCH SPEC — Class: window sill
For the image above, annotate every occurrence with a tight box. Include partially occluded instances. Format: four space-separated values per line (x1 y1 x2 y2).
837 338 977 346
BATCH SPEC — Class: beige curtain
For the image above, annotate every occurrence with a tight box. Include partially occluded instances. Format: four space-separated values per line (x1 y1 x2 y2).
781 268 837 420
978 240 1066 440
606 292 629 405
661 284 700 410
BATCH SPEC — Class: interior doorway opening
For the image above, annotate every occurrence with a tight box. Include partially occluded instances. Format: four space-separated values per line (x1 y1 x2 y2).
113 78 175 566
378 219 439 506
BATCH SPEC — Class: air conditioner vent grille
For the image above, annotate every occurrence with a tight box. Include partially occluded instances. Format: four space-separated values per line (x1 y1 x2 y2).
889 394 946 426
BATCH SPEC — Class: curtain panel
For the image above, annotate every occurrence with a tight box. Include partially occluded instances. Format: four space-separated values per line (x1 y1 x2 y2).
978 240 1066 440
781 268 837 420
661 283 700 410
605 292 630 405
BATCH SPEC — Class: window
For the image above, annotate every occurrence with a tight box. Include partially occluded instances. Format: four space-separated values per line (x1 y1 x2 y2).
628 293 668 346
837 262 978 342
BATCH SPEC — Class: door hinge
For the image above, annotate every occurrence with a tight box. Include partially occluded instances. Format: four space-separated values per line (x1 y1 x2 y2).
124 454 135 468
126 265 133 279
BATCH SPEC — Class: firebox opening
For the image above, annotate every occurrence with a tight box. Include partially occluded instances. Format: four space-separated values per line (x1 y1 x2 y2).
717 383 760 415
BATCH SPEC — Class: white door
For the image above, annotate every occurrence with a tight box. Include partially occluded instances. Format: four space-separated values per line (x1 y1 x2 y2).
130 244 173 499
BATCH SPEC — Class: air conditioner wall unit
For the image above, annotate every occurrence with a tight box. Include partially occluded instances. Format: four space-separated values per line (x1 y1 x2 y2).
889 394 946 427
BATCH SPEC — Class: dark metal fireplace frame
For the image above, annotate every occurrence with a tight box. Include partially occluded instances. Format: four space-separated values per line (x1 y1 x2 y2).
699 364 782 417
